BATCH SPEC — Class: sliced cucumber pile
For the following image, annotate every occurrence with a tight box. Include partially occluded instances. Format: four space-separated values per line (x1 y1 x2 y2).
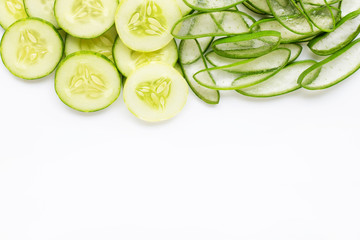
1 0 360 122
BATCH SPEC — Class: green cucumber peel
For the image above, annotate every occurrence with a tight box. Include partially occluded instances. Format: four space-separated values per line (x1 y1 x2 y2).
179 37 214 65
278 43 303 62
171 10 254 39
299 38 360 90
193 48 291 90
237 60 317 97
212 30 281 59
308 9 360 56
183 0 247 12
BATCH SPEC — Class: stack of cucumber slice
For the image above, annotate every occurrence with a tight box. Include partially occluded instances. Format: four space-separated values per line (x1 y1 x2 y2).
1 0 360 121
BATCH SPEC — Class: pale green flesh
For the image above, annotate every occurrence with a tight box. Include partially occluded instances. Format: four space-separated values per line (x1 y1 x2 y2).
123 62 188 122
247 0 271 14
176 0 192 15
278 43 302 62
237 60 316 97
24 0 58 28
183 0 246 11
116 0 182 52
0 18 63 79
65 26 117 61
55 0 118 38
300 39 360 90
0 0 28 29
113 37 178 77
55 52 121 112
179 37 213 65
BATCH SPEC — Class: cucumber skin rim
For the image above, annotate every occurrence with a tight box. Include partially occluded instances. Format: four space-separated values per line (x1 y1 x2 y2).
178 40 220 104
0 17 64 80
298 38 360 90
54 0 119 39
182 0 246 12
236 60 317 98
280 43 303 63
212 30 282 59
0 0 29 30
307 9 360 56
171 10 254 39
193 48 291 90
242 1 269 15
179 37 214 65
55 51 122 113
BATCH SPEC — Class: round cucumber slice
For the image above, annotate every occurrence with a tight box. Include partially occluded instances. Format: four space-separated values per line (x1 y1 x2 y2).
24 0 59 28
54 0 118 38
0 18 63 80
0 0 27 29
65 26 117 61
113 37 178 77
115 0 182 52
123 62 188 122
55 52 121 112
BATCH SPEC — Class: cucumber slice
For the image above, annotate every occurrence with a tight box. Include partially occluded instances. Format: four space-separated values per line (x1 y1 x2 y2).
24 0 58 28
308 10 360 56
176 0 192 15
55 52 121 112
65 26 117 61
183 0 246 11
247 0 272 14
267 0 314 35
0 18 63 79
172 11 254 39
242 1 268 14
299 38 360 90
123 62 188 122
54 0 118 38
278 43 302 62
0 0 27 29
179 37 213 65
113 37 178 77
179 39 220 104
341 0 360 17
212 31 281 59
251 18 320 43
194 48 291 90
299 0 337 32
115 0 181 52
237 60 317 97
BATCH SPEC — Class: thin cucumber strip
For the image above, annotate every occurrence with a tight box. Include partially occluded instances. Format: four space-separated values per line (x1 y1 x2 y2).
176 0 192 15
308 10 360 56
251 18 320 43
113 37 178 77
237 60 317 97
247 0 272 14
55 51 121 112
183 0 246 11
65 26 118 61
212 31 281 59
299 38 360 90
278 43 303 62
172 11 253 39
206 48 290 74
115 0 182 52
193 48 291 90
24 0 58 28
340 0 360 17
179 39 220 104
179 37 213 65
0 18 63 80
300 0 337 32
55 0 118 39
123 62 188 122
0 0 27 29
206 51 244 67
267 0 314 34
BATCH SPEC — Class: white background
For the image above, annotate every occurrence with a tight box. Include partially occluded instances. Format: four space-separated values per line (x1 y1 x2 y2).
1 5 360 239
